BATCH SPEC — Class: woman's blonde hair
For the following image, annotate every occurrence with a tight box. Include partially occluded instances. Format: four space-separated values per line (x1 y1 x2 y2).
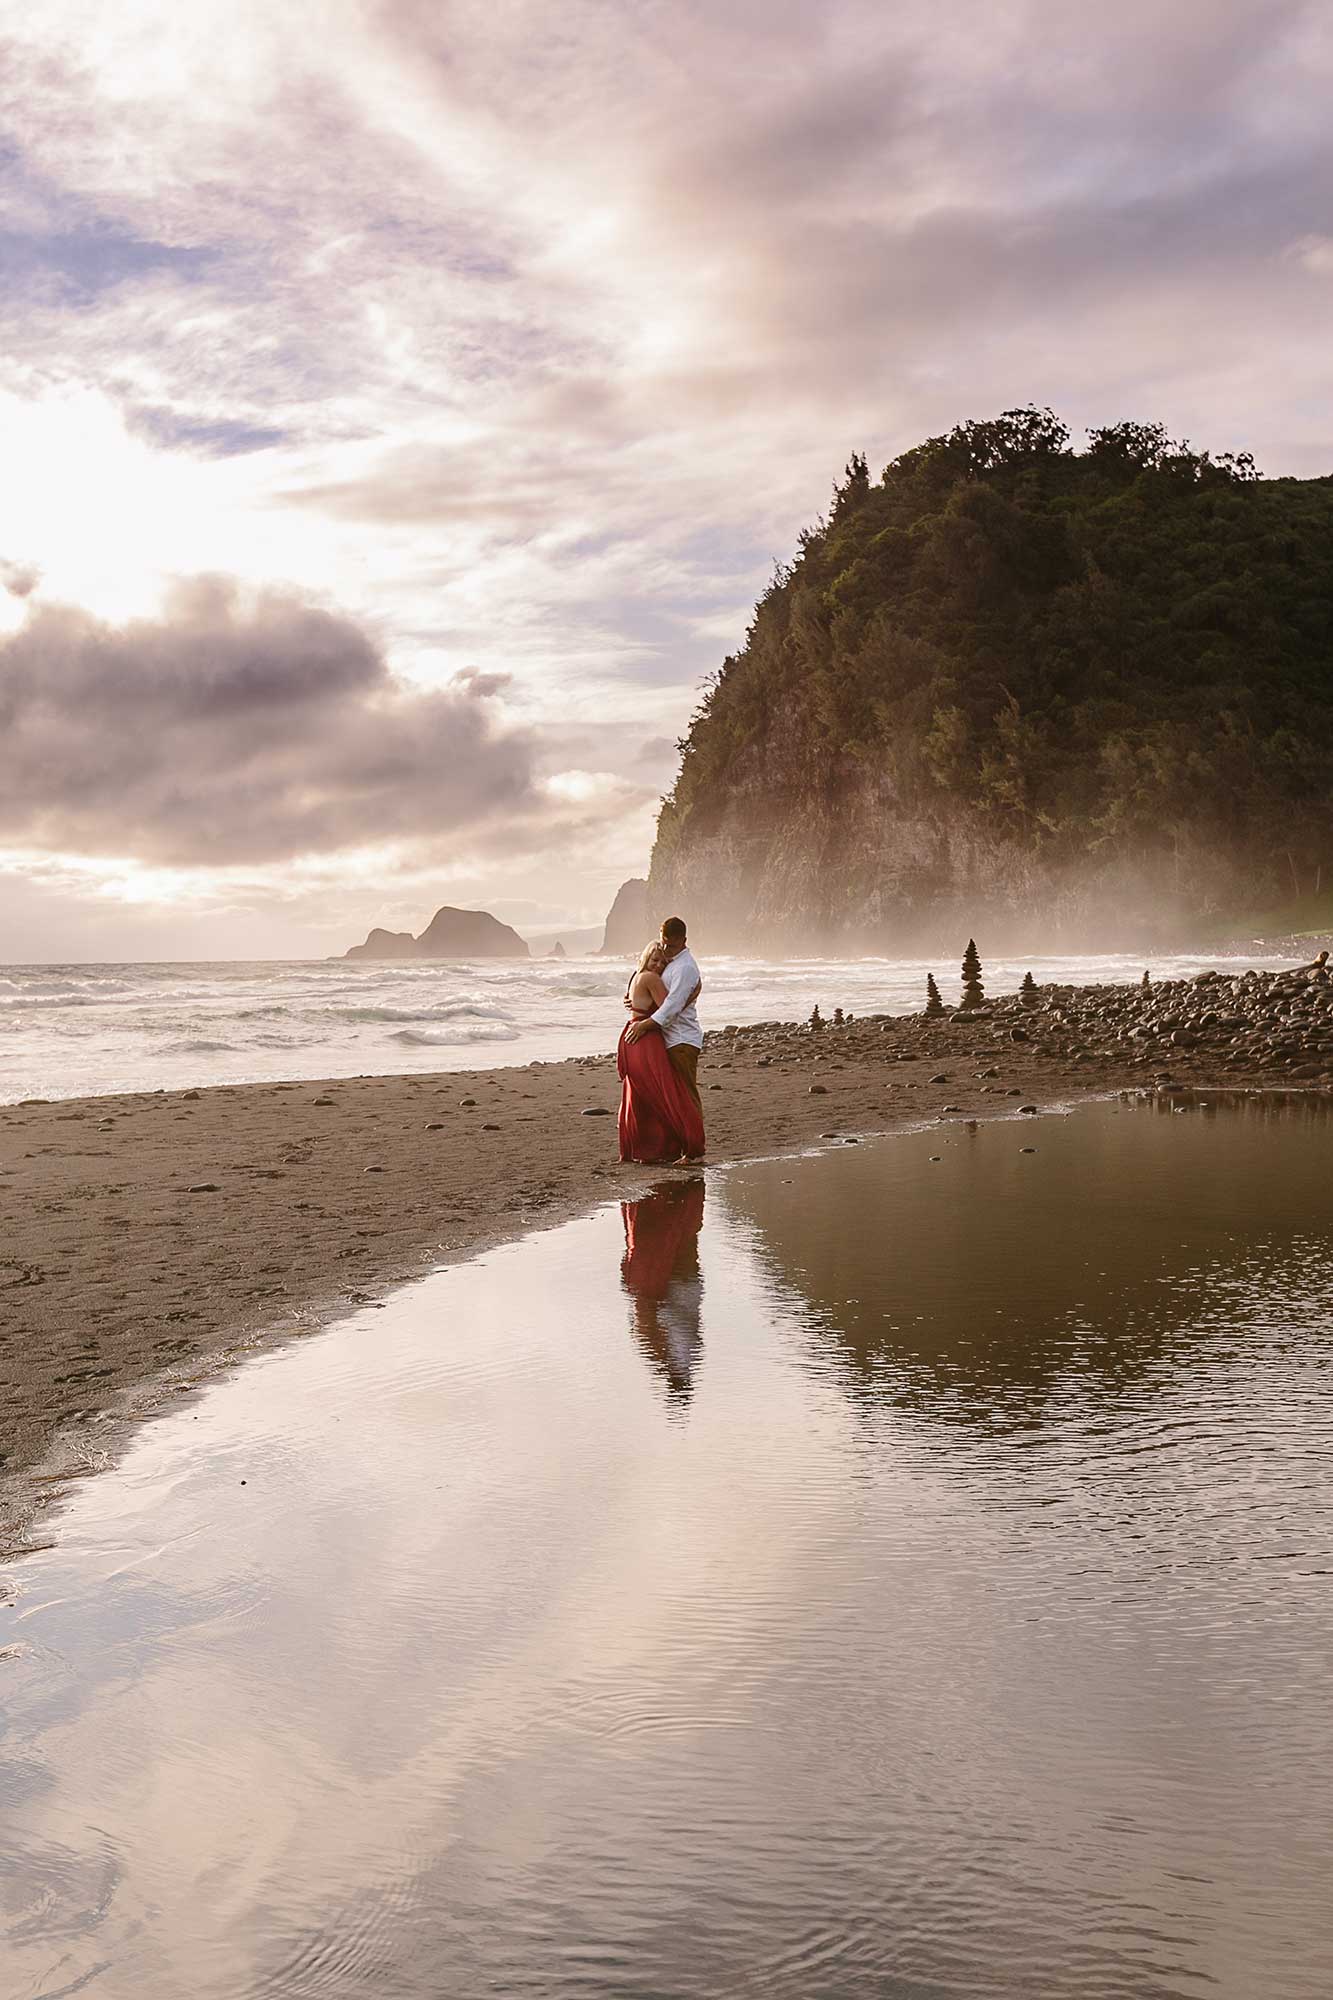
637 940 667 971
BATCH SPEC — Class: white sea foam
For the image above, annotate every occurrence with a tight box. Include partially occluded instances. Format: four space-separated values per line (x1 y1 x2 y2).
0 947 1298 1104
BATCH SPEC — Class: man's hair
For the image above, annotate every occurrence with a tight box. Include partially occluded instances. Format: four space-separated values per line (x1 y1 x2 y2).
660 915 687 944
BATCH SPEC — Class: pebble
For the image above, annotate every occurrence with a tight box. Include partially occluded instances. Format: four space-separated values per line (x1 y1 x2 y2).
809 1084 828 1095
186 1182 220 1194
582 1107 611 1117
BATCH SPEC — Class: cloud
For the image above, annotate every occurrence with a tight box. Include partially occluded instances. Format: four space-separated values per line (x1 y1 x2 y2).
1 557 40 597
3 0 1333 951
0 579 550 866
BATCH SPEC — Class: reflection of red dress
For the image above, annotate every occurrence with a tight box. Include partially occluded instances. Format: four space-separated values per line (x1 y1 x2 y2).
621 1179 706 1402
620 1177 706 1292
617 1017 706 1164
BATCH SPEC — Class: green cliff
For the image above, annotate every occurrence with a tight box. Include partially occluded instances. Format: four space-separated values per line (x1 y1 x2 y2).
648 410 1333 951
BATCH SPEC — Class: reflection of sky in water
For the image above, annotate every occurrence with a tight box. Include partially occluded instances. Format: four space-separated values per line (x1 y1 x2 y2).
3 1101 1333 1998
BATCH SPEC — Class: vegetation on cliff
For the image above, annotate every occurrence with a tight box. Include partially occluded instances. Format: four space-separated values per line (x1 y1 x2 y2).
652 410 1333 946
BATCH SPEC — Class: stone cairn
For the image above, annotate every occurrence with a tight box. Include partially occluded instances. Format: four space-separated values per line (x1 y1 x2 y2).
960 938 985 1011
1020 970 1038 1005
697 946 1333 1093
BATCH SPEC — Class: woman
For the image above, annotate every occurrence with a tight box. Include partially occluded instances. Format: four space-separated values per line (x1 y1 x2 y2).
617 942 706 1164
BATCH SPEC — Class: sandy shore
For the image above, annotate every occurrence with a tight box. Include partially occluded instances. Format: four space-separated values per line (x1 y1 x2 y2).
5 965 1331 1556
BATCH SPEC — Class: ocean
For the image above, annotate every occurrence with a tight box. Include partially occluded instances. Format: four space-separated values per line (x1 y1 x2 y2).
0 948 1294 1103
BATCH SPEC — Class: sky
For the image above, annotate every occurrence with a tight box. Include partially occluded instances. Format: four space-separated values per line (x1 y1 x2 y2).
2 0 1331 960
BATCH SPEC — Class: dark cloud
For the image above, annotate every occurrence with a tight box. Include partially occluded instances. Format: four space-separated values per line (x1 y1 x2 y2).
0 580 545 866
1 557 40 597
451 667 513 699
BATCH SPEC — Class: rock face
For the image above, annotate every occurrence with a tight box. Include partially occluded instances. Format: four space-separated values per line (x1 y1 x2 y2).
345 928 419 960
647 412 1333 953
549 940 567 958
415 907 528 958
600 878 651 955
345 906 529 960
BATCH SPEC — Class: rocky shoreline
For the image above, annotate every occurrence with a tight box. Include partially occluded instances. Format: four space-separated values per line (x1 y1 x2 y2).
4 958 1331 1560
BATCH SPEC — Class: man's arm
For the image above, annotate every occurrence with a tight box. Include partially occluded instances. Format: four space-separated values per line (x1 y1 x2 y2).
650 958 694 1029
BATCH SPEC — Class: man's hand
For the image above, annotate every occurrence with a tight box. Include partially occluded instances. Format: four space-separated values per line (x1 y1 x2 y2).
625 1018 651 1044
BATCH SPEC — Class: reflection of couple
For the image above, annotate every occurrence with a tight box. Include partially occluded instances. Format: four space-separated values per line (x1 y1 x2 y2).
621 1176 705 1403
617 915 706 1165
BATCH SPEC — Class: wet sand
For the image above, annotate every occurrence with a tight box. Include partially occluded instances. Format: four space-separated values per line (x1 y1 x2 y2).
5 969 1331 1555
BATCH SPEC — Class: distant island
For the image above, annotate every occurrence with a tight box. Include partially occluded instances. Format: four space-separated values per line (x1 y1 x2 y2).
344 905 529 959
643 409 1333 953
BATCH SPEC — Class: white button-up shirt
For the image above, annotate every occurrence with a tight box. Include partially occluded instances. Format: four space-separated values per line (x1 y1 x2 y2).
650 946 703 1050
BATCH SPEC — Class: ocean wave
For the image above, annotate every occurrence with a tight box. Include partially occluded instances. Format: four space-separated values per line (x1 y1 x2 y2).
541 976 621 998
161 1038 239 1053
0 993 96 1010
387 1025 521 1047
0 975 138 998
335 1002 515 1024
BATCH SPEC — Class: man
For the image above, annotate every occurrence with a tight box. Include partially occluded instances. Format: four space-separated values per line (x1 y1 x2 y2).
624 915 704 1141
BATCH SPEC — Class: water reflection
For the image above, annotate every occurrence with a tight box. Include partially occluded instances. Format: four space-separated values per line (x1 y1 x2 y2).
723 1091 1333 1428
620 1178 705 1405
4 1102 1333 1999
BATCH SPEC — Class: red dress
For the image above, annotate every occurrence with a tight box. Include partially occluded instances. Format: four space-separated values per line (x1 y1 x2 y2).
617 1014 706 1164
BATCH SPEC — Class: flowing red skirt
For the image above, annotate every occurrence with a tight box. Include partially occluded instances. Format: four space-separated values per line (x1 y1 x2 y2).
617 1021 706 1163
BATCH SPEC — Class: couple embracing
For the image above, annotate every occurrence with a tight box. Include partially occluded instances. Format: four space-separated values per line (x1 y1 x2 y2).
617 915 706 1165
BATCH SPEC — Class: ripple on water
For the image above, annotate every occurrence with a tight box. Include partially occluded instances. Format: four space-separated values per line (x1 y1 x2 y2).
3 1101 1333 1998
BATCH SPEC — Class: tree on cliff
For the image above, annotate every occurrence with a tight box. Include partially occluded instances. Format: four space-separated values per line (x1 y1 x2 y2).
650 409 1333 948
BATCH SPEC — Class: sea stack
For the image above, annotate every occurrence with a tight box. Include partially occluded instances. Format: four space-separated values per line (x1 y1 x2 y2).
345 928 419 960
345 905 529 959
600 878 651 954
